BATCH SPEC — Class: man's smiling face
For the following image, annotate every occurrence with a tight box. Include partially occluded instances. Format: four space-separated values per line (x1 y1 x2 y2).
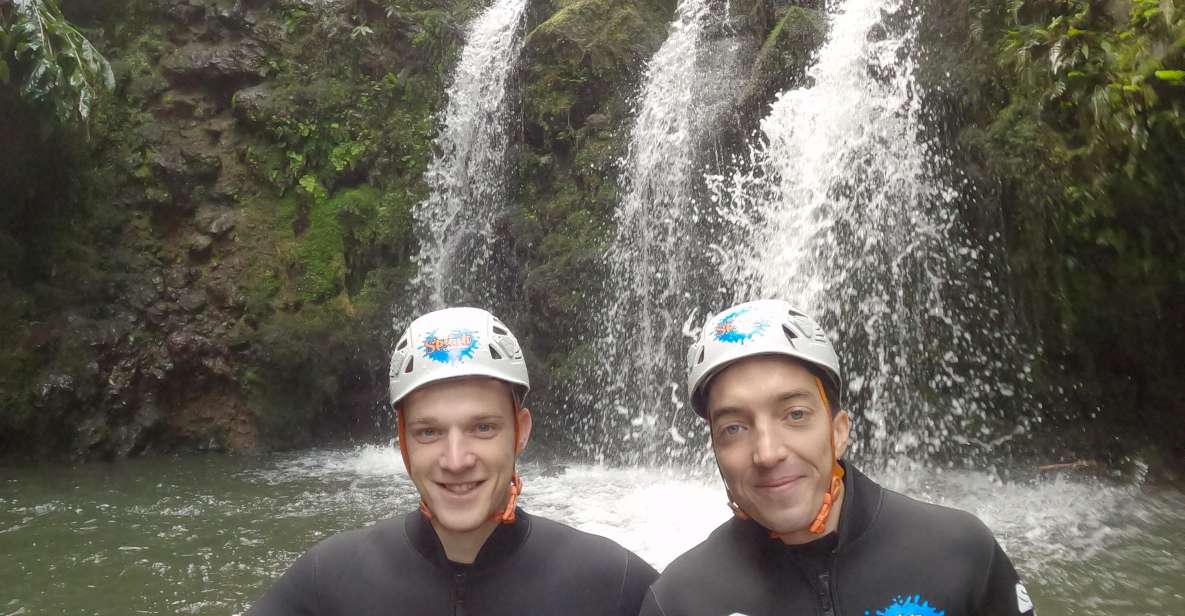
402 377 528 536
706 355 848 542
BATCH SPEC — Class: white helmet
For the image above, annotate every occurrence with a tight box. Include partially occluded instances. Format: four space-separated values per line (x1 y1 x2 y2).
686 299 842 417
389 307 529 408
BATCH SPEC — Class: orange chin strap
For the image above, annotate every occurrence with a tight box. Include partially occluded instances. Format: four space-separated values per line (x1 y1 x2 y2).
728 376 844 537
808 376 844 535
395 394 524 525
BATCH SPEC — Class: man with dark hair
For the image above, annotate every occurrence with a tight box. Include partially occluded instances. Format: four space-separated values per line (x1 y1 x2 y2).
249 307 657 616
641 299 1034 616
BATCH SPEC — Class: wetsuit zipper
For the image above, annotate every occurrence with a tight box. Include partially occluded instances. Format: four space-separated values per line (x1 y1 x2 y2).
452 571 467 616
818 570 834 616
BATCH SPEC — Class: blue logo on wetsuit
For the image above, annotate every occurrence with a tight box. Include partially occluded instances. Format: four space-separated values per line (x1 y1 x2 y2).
420 328 479 364
712 307 769 344
866 594 945 616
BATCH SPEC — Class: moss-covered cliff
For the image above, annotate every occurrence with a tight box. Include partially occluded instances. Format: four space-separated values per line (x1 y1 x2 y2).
1 0 484 458
916 0 1185 468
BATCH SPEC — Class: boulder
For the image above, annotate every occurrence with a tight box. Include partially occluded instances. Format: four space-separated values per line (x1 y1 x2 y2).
195 205 237 236
161 40 268 88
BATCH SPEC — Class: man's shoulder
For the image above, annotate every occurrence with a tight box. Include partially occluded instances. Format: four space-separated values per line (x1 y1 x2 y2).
305 515 409 564
525 512 640 558
654 518 754 585
869 481 998 558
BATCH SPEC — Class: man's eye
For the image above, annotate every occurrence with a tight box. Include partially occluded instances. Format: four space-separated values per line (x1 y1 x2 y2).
787 409 807 421
476 423 495 433
721 424 744 436
415 428 439 438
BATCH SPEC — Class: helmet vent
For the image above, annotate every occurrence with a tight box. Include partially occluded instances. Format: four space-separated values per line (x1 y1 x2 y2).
396 337 408 350
697 346 705 365
404 357 414 373
489 344 503 360
492 324 509 335
782 324 799 341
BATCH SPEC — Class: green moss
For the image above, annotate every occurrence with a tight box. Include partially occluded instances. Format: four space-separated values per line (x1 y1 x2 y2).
293 193 345 303
524 0 674 134
740 7 827 113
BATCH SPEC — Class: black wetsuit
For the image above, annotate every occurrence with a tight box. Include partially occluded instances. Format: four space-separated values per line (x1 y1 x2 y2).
248 508 658 616
641 464 1035 616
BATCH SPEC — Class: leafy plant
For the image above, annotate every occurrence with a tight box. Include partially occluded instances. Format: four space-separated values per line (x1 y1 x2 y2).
1 0 114 123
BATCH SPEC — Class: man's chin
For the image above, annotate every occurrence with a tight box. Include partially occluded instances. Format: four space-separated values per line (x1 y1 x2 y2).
748 506 811 536
429 508 493 534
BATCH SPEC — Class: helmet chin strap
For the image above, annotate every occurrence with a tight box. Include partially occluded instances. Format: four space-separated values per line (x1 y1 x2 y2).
396 394 525 525
726 377 844 538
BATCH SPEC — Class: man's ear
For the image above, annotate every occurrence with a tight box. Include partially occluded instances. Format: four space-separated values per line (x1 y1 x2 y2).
515 407 533 454
832 409 851 459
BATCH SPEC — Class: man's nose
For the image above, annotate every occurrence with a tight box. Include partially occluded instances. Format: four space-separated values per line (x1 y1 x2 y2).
439 430 476 472
752 425 788 467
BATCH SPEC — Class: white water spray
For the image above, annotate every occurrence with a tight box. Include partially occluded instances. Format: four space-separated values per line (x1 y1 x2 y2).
712 0 1032 462
589 0 745 465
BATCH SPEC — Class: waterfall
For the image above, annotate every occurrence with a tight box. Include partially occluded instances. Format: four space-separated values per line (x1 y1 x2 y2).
716 0 1034 463
584 0 747 465
580 0 1033 466
408 0 530 310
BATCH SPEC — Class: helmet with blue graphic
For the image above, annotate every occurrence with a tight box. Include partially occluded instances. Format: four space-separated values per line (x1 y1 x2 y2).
686 299 841 417
389 307 529 409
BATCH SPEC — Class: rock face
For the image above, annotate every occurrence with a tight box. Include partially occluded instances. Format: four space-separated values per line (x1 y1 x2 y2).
0 0 478 460
161 41 269 88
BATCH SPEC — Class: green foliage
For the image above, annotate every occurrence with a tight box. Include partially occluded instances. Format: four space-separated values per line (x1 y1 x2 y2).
1 0 113 123
989 0 1185 312
955 0 1185 459
295 191 346 303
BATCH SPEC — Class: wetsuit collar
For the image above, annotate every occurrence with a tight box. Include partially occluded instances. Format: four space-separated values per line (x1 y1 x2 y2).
405 507 532 572
831 461 881 550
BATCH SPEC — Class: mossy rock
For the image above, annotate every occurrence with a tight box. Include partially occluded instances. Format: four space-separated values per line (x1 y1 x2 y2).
737 6 827 118
522 0 675 137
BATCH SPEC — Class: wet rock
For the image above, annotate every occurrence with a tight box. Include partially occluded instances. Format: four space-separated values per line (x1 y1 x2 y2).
161 41 268 88
150 146 222 198
75 414 110 452
165 1 206 25
146 304 170 326
585 113 610 130
737 6 826 120
165 267 198 290
126 282 161 310
206 279 239 308
104 358 139 408
179 289 208 313
166 330 213 362
195 205 236 236
33 372 75 409
189 233 214 256
111 423 144 458
231 83 275 126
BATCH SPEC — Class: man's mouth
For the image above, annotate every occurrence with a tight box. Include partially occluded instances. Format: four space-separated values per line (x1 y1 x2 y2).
438 480 485 495
756 475 804 491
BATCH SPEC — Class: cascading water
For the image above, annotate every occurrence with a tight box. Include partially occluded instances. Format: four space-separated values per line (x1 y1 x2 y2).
585 0 747 466
708 0 1034 465
407 0 529 310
